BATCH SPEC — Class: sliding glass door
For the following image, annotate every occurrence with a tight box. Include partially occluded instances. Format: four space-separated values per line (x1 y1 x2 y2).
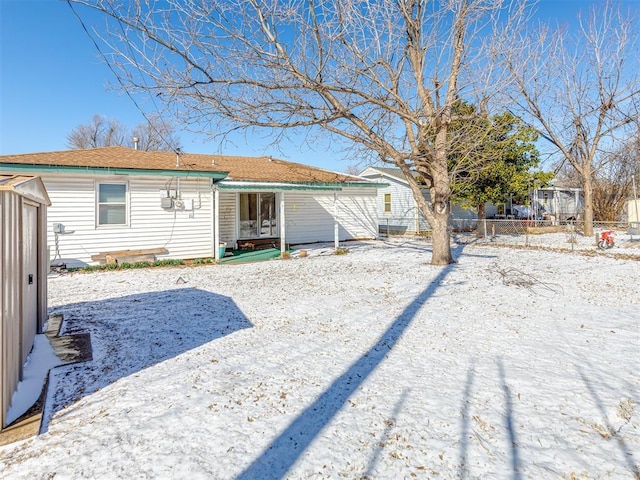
239 192 277 238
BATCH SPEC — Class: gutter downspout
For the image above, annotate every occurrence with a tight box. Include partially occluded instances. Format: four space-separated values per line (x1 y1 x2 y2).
334 190 339 250
213 182 220 261
280 192 286 256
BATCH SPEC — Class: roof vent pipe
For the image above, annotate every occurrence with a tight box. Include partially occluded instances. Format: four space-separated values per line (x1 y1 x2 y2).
175 148 182 167
133 137 139 150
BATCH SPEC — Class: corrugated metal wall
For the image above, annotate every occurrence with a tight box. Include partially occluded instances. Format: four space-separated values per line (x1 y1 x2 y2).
0 190 22 428
0 188 47 429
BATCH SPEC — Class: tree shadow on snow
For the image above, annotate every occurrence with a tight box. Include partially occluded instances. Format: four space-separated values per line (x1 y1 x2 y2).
362 389 409 478
458 360 476 480
236 245 464 479
458 358 522 480
44 287 252 431
576 364 640 478
497 357 522 480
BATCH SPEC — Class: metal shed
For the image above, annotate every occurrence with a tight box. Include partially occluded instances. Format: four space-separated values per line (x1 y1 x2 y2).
0 175 50 429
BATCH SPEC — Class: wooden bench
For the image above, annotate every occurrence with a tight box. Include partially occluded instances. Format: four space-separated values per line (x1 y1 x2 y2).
91 247 169 265
237 238 281 251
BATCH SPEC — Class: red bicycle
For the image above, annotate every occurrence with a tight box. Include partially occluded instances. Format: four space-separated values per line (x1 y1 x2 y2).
597 230 615 250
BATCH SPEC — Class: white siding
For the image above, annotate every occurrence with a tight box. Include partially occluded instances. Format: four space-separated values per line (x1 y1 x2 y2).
280 192 332 244
362 168 497 233
36 172 377 264
43 174 214 267
283 188 377 244
335 187 378 240
362 173 419 233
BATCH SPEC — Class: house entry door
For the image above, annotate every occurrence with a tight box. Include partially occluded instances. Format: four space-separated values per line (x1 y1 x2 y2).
239 193 277 238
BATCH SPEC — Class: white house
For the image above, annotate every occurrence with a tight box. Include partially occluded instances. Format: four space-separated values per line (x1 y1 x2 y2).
358 166 495 234
0 147 381 267
530 185 583 222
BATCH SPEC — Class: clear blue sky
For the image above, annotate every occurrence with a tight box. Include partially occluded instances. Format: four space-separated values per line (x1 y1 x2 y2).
1 0 638 173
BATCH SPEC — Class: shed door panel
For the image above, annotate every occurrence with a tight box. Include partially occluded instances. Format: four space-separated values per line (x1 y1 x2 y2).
22 203 38 365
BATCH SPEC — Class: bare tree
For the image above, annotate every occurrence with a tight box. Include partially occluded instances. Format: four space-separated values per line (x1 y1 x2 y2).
593 132 640 221
131 115 182 152
69 0 531 265
67 113 181 151
500 2 640 237
66 114 127 149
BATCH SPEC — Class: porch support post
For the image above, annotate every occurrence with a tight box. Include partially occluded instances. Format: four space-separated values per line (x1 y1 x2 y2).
334 190 339 249
213 186 220 261
280 191 286 255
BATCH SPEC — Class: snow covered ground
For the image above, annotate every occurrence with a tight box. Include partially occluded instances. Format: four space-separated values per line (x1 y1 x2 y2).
1 237 639 479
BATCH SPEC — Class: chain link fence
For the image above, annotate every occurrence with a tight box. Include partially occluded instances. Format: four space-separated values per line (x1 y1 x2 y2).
379 214 640 253
455 219 639 251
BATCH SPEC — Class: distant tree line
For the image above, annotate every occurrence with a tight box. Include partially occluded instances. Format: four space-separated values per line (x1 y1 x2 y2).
66 114 181 152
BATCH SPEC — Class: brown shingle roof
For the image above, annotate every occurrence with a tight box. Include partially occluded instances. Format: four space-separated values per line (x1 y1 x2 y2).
0 146 364 184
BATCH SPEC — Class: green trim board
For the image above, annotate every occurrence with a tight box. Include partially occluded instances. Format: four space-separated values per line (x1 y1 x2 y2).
0 163 228 179
216 181 386 191
0 165 388 188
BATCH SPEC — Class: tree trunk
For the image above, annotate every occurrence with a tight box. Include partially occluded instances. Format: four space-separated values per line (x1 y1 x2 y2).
430 209 452 265
427 160 453 265
402 161 453 265
582 174 594 237
476 202 486 236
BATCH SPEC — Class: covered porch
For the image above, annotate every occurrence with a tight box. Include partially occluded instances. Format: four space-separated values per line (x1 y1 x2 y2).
212 181 351 261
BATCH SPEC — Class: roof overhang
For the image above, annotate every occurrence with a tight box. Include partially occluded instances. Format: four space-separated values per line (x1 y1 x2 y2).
216 180 385 191
360 168 426 188
0 163 228 180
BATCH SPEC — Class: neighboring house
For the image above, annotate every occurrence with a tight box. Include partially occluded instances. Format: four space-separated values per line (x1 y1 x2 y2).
0 147 381 267
358 166 496 234
529 185 583 223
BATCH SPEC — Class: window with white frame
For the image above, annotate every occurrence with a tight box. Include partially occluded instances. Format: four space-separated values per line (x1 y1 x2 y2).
96 182 128 226
384 193 392 213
